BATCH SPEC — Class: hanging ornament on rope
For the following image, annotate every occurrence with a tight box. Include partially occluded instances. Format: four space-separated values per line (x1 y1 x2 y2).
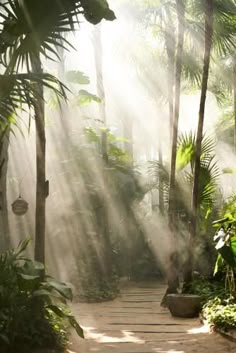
11 179 28 216
12 195 28 216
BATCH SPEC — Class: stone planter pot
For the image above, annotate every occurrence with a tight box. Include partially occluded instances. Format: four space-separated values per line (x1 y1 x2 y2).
167 294 201 318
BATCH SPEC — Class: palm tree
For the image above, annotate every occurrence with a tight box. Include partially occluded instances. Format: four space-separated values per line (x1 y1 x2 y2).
187 0 214 285
165 0 185 297
185 0 236 285
0 0 115 264
168 0 185 227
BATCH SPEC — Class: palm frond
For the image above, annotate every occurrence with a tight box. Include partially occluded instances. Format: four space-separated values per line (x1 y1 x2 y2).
176 132 195 171
0 0 115 71
181 50 202 88
0 72 67 124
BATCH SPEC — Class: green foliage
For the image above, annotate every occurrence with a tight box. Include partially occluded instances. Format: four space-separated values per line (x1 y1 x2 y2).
215 110 234 146
84 127 133 167
148 133 219 219
0 239 83 352
212 217 236 267
212 216 236 297
0 73 67 124
76 268 119 302
184 278 226 306
80 0 116 24
65 71 102 106
176 132 196 171
76 89 102 106
0 0 115 71
203 297 236 331
66 70 90 85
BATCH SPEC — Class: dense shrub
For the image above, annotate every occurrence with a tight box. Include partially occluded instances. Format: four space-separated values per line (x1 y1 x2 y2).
184 278 226 305
203 297 236 331
0 239 83 353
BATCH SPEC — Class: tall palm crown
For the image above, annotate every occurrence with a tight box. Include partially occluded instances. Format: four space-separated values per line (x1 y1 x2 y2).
0 0 115 70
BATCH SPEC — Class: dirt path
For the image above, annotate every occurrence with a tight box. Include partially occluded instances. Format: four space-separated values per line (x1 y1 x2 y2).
69 282 236 353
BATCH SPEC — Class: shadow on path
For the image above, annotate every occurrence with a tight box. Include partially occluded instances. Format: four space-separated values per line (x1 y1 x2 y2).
69 282 236 353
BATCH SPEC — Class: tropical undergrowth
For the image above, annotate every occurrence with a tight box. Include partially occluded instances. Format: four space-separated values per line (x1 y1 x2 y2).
196 205 236 332
68 127 159 301
202 297 236 331
0 239 83 353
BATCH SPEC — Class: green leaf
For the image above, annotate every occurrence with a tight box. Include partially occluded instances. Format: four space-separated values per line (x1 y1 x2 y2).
44 281 73 301
212 217 230 226
47 304 66 318
213 253 224 275
48 305 84 338
82 0 116 24
68 315 84 338
66 70 90 85
217 245 236 267
17 273 40 280
33 261 45 270
176 133 195 171
77 90 102 106
231 236 236 258
14 238 32 256
33 289 55 297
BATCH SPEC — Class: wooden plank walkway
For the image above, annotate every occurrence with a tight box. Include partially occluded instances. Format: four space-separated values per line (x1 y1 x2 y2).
70 282 236 353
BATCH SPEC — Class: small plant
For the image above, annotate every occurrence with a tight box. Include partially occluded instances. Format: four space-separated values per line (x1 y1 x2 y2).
0 239 83 353
203 297 236 331
185 278 226 306
212 216 236 298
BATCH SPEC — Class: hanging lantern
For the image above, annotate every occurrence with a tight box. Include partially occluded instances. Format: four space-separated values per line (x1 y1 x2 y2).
12 196 28 216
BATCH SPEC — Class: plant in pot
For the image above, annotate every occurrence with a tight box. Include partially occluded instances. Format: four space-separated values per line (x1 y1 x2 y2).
164 252 202 318
0 239 84 353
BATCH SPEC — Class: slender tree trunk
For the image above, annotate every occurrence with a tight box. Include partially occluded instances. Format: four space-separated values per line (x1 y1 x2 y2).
161 0 185 303
168 0 185 231
57 43 69 140
93 24 113 277
233 56 236 152
158 141 164 214
164 8 176 143
93 24 108 162
185 0 214 285
123 115 133 164
0 131 10 251
31 53 47 265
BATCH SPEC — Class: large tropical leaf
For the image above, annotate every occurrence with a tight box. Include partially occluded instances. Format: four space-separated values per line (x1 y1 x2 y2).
176 133 216 172
176 132 195 171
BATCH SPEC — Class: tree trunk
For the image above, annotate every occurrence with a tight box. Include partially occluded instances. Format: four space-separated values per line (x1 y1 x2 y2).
164 7 176 143
123 114 133 164
57 43 69 141
161 0 185 303
31 53 47 265
158 141 164 214
168 0 185 231
93 24 113 278
93 24 108 162
233 56 236 152
185 0 214 285
0 131 10 251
